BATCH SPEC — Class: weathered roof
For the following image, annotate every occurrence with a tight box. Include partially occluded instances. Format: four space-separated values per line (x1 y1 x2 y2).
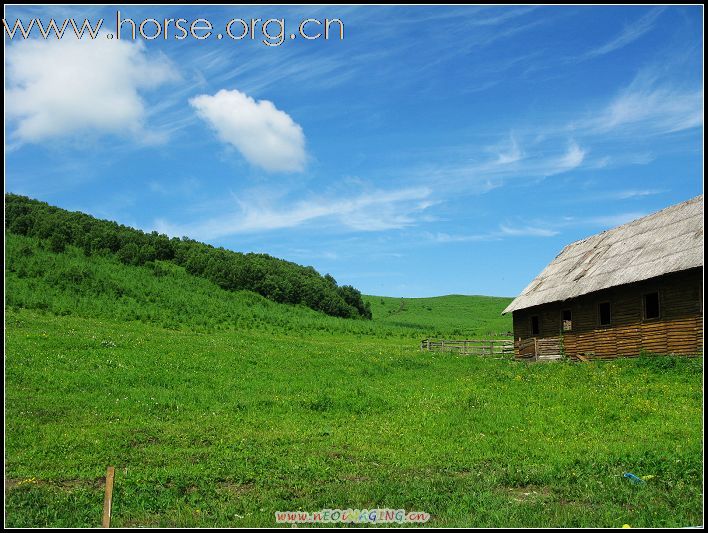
503 195 704 314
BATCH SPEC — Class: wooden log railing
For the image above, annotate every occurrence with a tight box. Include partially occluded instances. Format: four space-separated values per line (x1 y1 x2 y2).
536 337 562 360
514 336 563 361
421 338 514 357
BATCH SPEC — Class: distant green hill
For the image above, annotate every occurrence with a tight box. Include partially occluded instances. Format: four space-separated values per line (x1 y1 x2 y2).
365 294 513 338
6 233 512 338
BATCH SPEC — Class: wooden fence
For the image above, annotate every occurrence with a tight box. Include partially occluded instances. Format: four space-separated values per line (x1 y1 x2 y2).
421 338 514 357
420 337 568 361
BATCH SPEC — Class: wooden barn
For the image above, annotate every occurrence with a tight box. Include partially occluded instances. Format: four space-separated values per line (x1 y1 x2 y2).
503 195 703 361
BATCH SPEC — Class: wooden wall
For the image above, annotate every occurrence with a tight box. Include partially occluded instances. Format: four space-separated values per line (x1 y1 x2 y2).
511 267 703 359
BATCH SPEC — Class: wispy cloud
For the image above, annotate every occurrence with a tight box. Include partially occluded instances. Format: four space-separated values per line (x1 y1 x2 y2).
553 141 587 173
148 177 203 197
575 70 703 136
154 186 432 240
493 135 523 165
414 137 587 195
611 189 664 199
527 211 649 236
582 212 647 227
427 65 700 198
341 63 695 207
562 188 666 204
425 209 649 247
499 224 559 237
427 223 559 243
582 7 666 59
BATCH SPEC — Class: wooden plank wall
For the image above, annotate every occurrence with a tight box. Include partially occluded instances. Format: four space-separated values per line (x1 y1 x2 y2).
512 268 703 359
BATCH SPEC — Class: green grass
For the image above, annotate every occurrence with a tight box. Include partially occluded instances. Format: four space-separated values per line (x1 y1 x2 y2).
4 235 703 527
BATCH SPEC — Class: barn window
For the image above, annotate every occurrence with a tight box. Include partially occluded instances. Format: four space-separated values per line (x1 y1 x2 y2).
531 315 540 336
598 301 611 326
562 309 572 331
643 292 660 320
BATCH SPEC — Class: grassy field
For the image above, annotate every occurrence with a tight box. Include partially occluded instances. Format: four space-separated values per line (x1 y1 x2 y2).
4 235 704 527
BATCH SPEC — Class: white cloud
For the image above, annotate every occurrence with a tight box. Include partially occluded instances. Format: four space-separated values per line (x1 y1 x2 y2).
189 89 306 173
5 34 176 144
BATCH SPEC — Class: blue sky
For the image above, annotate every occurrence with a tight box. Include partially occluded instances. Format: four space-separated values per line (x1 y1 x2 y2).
5 5 704 297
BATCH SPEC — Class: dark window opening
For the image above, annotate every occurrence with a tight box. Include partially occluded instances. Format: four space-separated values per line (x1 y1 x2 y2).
531 315 540 336
562 309 572 331
599 302 611 326
644 292 660 320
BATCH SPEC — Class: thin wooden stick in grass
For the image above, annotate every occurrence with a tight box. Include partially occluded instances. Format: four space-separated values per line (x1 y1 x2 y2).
102 466 115 528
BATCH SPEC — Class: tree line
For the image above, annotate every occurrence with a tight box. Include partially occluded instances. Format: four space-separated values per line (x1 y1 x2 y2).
5 194 372 320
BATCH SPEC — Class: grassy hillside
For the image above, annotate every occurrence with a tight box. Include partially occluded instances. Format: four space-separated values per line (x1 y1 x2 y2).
5 194 372 320
6 233 512 339
4 233 703 527
365 294 513 338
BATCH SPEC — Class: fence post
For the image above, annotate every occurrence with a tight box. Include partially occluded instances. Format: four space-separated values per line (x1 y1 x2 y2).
102 466 115 528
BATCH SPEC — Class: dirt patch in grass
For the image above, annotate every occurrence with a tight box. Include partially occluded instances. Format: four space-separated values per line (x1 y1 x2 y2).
503 485 552 503
340 474 370 483
217 481 255 496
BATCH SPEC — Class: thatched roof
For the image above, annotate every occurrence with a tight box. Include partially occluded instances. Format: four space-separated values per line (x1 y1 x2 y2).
503 195 704 314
